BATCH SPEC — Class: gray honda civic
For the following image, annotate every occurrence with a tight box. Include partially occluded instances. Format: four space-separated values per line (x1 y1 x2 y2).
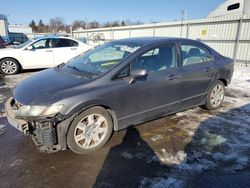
5 37 234 154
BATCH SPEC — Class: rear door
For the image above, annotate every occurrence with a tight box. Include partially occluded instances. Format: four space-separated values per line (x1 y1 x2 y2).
53 38 80 66
178 42 216 108
110 43 182 126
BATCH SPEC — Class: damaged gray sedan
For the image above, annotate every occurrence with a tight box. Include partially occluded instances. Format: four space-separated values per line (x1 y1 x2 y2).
5 37 234 154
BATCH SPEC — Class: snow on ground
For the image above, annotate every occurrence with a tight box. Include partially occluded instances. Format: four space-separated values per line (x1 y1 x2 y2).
140 65 250 187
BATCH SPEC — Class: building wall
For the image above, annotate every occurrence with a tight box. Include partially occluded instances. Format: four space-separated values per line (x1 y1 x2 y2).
8 24 32 34
73 15 250 65
0 19 8 37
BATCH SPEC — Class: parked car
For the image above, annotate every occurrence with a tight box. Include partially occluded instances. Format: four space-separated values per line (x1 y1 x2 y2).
0 36 91 74
0 36 6 49
5 37 234 154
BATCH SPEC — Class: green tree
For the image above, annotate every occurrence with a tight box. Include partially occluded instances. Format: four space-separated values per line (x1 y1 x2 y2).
37 19 47 33
29 20 37 32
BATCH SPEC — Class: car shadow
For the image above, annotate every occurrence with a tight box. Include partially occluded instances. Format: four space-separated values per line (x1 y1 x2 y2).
93 102 250 187
93 127 169 188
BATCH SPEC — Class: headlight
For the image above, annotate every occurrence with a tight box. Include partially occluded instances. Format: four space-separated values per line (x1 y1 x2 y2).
15 105 64 117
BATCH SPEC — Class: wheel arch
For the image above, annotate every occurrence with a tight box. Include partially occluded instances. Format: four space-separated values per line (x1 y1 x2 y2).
0 57 23 70
68 103 119 131
218 78 227 86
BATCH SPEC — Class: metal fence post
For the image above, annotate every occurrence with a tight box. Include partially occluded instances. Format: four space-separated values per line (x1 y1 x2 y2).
129 25 131 38
153 23 156 36
233 18 243 64
186 23 190 38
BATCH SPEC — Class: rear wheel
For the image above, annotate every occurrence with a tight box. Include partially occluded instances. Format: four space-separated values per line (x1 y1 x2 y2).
67 107 113 154
0 58 20 75
203 80 225 110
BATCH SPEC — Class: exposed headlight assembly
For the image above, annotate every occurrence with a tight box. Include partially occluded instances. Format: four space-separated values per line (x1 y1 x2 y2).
15 105 64 118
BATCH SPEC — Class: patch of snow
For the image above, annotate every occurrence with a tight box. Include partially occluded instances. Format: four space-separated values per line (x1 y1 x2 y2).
151 134 163 142
9 159 22 167
148 150 187 165
0 124 6 135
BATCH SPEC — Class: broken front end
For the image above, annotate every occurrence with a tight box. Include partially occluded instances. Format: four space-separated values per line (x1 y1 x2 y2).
5 97 72 153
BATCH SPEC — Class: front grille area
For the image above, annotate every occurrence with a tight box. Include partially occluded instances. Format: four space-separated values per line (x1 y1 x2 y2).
34 122 57 148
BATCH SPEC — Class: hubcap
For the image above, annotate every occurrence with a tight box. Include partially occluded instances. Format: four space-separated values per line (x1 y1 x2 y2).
1 60 17 74
74 114 108 149
210 84 224 108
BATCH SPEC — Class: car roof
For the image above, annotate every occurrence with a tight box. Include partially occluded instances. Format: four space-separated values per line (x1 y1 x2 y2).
113 37 200 46
34 35 76 40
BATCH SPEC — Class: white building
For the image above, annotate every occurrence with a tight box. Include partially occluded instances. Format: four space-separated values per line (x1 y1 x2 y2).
0 14 8 37
8 24 32 34
207 0 250 17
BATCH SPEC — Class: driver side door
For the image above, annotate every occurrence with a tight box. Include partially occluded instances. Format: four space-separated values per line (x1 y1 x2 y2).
21 38 54 69
109 43 182 128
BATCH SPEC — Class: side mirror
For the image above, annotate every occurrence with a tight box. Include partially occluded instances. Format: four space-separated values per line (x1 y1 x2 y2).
26 45 34 51
129 69 148 84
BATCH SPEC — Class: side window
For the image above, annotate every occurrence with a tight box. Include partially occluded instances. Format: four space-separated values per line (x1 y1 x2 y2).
142 48 159 57
69 40 78 47
54 39 78 48
131 44 177 74
32 39 48 49
115 65 130 79
181 44 211 66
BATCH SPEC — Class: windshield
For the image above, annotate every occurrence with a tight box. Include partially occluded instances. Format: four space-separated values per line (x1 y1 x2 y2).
66 42 141 75
15 40 33 49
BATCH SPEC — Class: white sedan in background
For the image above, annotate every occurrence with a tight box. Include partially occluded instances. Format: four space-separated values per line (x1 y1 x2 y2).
0 36 91 74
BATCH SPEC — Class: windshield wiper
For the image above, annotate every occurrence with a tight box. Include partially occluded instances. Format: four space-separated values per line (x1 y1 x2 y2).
67 65 95 78
67 65 80 72
57 62 65 68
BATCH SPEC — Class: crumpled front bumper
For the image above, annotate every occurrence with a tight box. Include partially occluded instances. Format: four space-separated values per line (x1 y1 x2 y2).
5 97 29 134
5 97 71 153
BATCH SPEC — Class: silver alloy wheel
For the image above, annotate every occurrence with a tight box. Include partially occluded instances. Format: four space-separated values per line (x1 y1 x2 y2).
74 114 108 149
210 84 224 108
1 60 17 74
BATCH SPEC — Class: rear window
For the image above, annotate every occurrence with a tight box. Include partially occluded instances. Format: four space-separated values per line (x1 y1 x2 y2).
54 39 78 48
181 44 211 66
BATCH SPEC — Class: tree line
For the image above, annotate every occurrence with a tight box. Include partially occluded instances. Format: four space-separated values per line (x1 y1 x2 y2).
29 17 144 33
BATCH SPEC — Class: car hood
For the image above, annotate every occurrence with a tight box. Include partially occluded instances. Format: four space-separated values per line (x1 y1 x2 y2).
13 68 93 105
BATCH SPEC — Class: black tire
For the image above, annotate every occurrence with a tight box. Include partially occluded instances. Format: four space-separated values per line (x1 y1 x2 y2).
67 106 113 154
0 58 21 75
203 80 225 110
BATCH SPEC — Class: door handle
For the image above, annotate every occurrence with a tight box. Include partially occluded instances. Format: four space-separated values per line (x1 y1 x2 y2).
45 50 52 52
167 74 177 80
71 48 77 50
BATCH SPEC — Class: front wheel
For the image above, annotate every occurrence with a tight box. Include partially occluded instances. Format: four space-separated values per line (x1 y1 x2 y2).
0 58 20 75
67 107 113 154
203 80 225 110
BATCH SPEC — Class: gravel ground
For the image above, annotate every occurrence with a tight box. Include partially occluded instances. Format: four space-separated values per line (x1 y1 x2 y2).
0 65 249 188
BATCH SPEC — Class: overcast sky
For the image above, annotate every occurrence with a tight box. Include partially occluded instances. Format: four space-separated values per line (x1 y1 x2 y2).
0 0 224 25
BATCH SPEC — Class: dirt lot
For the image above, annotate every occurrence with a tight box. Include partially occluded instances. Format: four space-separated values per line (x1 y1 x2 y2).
0 66 250 188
